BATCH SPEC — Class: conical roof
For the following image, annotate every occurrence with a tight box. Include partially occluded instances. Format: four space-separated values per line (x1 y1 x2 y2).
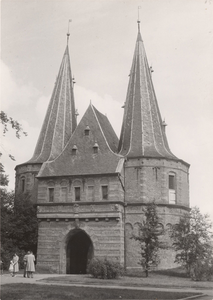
118 23 177 159
28 45 77 163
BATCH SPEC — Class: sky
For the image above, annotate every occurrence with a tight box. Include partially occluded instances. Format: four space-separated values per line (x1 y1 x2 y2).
1 0 213 220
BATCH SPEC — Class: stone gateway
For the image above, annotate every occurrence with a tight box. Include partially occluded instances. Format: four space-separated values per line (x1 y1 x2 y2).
15 21 190 274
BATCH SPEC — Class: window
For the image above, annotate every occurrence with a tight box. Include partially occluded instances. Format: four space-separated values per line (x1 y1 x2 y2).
102 185 108 200
21 178 25 192
61 187 68 202
169 173 176 204
169 175 175 189
88 186 94 201
49 188 54 202
75 187 81 201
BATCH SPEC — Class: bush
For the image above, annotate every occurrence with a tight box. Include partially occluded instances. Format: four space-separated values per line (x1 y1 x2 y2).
190 257 213 281
87 258 124 279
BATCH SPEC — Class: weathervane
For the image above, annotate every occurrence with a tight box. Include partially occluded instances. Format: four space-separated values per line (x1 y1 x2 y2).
67 19 72 44
137 6 141 30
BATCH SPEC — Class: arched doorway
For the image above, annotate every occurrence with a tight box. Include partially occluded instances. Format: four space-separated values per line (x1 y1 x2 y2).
66 229 93 274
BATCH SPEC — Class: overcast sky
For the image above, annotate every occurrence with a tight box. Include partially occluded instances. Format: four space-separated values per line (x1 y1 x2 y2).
1 0 213 220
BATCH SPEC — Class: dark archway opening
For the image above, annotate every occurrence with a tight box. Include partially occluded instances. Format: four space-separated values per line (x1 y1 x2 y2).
66 229 93 274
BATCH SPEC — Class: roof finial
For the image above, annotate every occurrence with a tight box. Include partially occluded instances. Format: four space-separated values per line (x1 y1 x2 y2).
67 19 72 44
137 6 141 32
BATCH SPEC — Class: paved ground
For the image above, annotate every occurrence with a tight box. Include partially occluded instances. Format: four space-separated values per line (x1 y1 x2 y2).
1 273 213 300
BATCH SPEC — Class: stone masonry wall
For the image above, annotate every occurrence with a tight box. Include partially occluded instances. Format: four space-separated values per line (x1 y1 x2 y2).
124 204 189 270
36 218 124 273
124 158 189 207
37 175 124 203
15 163 41 203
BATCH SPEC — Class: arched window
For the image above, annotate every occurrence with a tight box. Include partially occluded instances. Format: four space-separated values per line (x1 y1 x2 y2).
168 172 176 204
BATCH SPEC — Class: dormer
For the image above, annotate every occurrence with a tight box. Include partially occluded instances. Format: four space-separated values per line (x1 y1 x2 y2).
84 125 90 136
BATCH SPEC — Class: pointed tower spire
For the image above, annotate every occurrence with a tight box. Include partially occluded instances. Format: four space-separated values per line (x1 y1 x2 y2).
118 23 176 159
28 34 77 163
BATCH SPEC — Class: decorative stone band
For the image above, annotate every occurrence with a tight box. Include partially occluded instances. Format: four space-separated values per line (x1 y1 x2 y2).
37 212 121 222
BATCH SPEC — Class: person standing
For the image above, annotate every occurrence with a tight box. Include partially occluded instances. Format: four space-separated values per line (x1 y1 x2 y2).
0 260 3 275
23 252 28 277
26 251 35 278
9 260 14 276
12 254 19 277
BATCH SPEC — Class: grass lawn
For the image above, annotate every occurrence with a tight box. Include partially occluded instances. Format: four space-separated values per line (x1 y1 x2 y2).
1 283 201 300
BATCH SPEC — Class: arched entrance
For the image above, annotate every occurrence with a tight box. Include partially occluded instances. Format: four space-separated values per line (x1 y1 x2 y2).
66 229 93 274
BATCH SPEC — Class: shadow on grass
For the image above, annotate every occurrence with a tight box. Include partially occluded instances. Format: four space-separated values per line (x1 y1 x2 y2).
1 283 202 300
125 267 188 278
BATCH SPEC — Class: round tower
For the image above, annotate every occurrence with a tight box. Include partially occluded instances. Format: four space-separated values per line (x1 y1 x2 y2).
119 22 190 269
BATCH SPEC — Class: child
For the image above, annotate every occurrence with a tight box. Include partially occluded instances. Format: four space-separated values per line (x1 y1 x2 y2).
9 260 14 276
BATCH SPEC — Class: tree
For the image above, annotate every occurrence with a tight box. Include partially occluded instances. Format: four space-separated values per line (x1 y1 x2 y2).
171 207 213 280
1 189 38 269
0 110 27 161
0 111 38 269
132 201 165 277
0 111 27 139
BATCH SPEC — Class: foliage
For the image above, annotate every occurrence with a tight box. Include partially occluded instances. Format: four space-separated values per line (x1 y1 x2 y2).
87 258 124 279
1 190 38 270
0 161 9 186
190 256 213 281
171 206 213 280
0 110 27 139
131 201 166 277
0 111 27 163
0 110 35 270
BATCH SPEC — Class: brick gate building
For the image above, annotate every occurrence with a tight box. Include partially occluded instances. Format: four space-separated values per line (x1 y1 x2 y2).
15 21 190 273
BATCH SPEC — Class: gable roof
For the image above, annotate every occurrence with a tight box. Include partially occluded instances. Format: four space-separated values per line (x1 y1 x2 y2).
27 45 77 164
38 104 123 177
118 23 177 160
